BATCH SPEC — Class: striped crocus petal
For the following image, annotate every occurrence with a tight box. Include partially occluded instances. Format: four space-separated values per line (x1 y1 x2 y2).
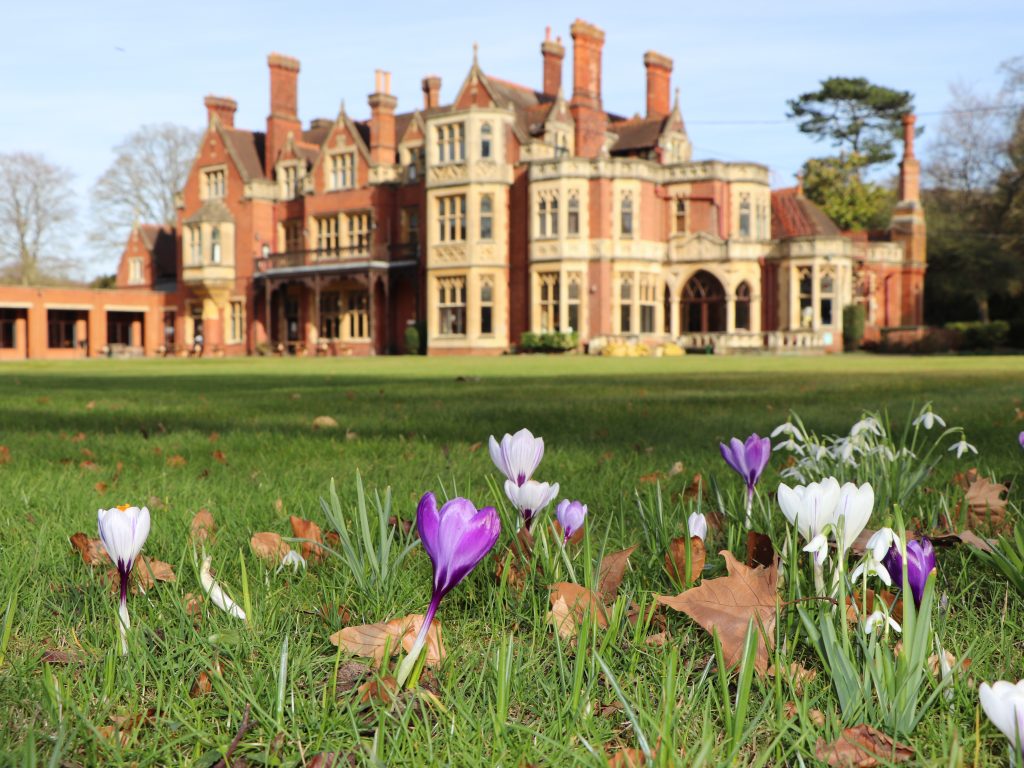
489 428 544 486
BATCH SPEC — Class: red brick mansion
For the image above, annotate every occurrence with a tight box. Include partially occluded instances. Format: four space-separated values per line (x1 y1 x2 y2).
0 19 925 359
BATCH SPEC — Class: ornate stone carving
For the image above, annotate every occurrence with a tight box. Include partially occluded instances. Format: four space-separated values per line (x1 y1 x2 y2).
670 233 727 263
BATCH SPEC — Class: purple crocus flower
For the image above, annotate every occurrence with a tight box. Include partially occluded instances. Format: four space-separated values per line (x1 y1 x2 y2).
396 492 500 685
1019 431 1023 451
556 499 587 543
883 537 936 607
720 433 771 525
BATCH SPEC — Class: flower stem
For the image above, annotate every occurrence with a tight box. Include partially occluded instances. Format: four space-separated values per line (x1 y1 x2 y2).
117 595 130 656
395 593 441 688
813 561 825 597
744 489 754 529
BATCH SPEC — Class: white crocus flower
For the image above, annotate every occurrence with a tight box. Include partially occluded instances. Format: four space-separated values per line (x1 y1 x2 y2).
778 478 841 565
504 479 559 526
980 680 1024 760
949 439 978 459
913 409 946 430
850 416 884 438
687 512 708 542
97 504 151 654
200 555 246 620
833 482 874 555
488 428 544 487
863 611 902 634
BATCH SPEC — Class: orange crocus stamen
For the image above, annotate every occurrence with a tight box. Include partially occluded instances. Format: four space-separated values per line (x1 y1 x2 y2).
116 503 132 511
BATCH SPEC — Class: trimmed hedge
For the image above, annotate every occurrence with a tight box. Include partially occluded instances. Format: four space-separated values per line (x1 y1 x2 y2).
842 304 866 351
518 332 579 353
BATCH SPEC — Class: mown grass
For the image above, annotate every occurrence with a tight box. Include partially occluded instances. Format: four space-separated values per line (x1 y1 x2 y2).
0 354 1022 766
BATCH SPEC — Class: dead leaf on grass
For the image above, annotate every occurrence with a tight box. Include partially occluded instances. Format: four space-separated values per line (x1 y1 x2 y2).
40 648 81 665
250 532 291 564
598 545 637 603
815 724 913 766
547 582 609 640
665 536 705 586
190 509 216 543
69 532 108 565
290 515 325 561
330 614 445 667
166 454 187 468
98 709 156 748
656 551 779 675
0 445 11 464
313 415 339 430
357 676 398 705
212 450 227 464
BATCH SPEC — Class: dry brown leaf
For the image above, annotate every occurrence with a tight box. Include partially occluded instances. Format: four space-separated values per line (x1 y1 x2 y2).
665 536 705 586
190 509 216 543
184 592 204 617
190 670 213 697
963 475 1009 531
40 648 81 665
638 471 662 485
784 702 827 727
357 676 398 705
656 551 778 675
815 724 913 766
79 460 99 472
94 482 108 494
70 532 108 565
98 709 155 748
312 415 339 429
547 596 577 640
329 614 445 667
70 432 87 443
208 431 220 442
290 515 325 561
606 746 650 767
250 532 291 564
548 582 609 640
598 545 637 603
683 473 704 500
166 454 187 468
645 631 668 647
0 446 11 464
212 449 227 464
133 556 176 589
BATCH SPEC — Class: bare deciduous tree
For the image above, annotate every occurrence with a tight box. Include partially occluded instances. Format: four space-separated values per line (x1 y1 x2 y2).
89 123 200 258
0 152 77 285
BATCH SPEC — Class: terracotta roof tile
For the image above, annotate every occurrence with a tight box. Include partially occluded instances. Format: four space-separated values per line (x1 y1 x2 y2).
609 116 666 154
771 187 840 239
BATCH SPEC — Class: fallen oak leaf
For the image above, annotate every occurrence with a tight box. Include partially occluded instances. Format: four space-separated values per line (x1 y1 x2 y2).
656 551 778 675
547 582 609 640
815 724 913 766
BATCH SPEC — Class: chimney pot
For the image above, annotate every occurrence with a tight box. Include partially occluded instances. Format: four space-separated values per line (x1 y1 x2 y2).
422 75 441 109
541 27 566 98
204 95 237 128
643 51 673 119
569 19 608 158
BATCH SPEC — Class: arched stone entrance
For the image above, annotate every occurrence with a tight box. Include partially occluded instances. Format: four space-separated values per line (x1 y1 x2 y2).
682 270 726 333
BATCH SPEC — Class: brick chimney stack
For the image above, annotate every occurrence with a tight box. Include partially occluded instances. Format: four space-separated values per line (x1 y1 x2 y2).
266 53 302 176
643 51 673 119
204 95 237 128
569 19 608 158
422 76 441 110
368 70 398 166
898 113 920 203
541 26 565 98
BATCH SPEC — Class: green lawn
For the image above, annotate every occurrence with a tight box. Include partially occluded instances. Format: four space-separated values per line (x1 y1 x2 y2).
1 355 1022 765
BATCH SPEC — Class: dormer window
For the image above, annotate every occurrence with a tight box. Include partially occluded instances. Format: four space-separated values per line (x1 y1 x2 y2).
480 123 492 159
330 152 355 190
210 227 222 264
204 168 226 199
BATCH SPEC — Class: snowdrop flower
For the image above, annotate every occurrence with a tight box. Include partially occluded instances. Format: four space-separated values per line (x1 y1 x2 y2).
913 407 946 430
831 438 859 466
488 428 544 487
980 680 1024 761
850 416 884 438
687 512 708 542
97 504 151 654
777 478 841 565
948 439 978 459
276 550 306 574
770 422 804 441
504 479 559 527
773 437 804 454
200 555 246 621
897 446 917 460
833 482 874 555
396 492 500 687
872 445 896 462
863 611 901 634
851 527 901 586
807 444 830 462
555 499 587 543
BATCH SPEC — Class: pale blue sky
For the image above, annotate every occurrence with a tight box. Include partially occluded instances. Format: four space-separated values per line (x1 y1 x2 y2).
2 0 1022 277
